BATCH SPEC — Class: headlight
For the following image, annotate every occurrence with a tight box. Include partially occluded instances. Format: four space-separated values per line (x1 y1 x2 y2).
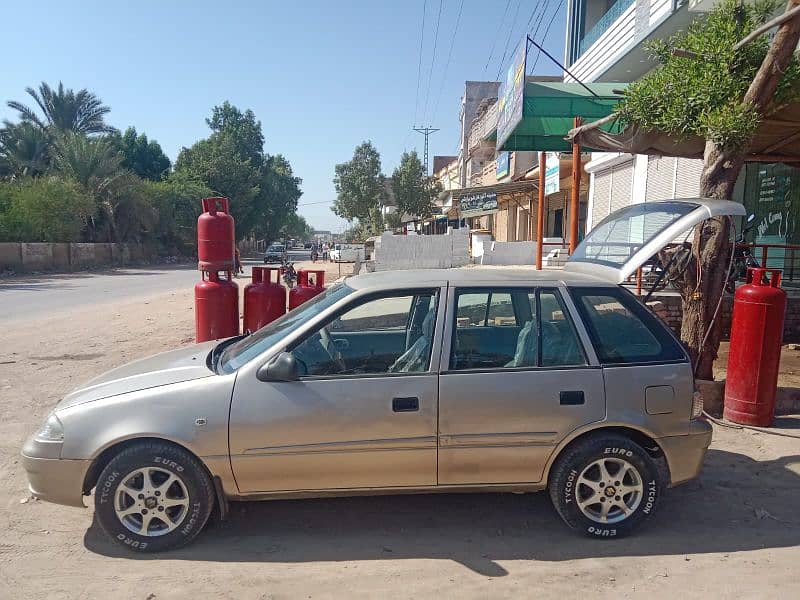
691 391 704 420
35 413 64 442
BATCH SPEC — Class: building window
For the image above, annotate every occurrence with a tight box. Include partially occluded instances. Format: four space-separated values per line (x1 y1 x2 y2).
570 0 634 63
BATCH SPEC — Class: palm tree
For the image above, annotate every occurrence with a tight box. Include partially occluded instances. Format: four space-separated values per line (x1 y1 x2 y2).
7 82 115 135
0 121 50 177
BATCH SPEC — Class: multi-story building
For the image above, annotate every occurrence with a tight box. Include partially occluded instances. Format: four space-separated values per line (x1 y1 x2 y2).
564 0 706 232
564 0 800 265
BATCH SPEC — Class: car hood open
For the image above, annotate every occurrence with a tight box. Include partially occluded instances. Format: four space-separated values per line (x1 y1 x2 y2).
55 341 218 411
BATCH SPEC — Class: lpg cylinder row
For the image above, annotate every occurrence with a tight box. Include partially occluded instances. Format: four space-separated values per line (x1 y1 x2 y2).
195 197 328 342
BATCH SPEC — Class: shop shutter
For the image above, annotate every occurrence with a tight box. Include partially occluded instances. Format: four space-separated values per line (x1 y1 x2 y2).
646 156 676 200
675 158 703 198
609 161 634 214
591 171 612 229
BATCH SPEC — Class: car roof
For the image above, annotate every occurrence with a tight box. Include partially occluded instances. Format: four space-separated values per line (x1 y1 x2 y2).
345 267 613 290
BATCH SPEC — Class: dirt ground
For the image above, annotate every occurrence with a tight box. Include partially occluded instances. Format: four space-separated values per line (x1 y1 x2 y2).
2 265 800 599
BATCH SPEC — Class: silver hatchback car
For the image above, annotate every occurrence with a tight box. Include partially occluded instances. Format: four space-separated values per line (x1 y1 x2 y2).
23 200 743 552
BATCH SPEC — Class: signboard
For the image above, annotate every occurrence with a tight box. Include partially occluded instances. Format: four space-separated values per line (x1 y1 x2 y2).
496 37 527 150
496 152 510 179
544 152 560 195
459 191 498 218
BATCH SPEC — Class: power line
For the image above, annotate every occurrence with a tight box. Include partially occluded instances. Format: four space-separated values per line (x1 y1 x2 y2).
431 0 464 124
494 0 524 81
526 0 553 73
420 0 443 126
297 199 335 207
528 0 565 75
412 0 428 127
483 0 513 74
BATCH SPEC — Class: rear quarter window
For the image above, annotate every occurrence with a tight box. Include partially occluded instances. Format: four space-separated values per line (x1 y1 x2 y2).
569 287 686 365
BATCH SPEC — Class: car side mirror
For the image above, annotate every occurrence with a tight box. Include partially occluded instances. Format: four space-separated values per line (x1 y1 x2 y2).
257 352 299 382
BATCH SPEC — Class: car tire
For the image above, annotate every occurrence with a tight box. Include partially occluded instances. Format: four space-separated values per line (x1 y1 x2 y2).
94 441 215 553
548 434 662 539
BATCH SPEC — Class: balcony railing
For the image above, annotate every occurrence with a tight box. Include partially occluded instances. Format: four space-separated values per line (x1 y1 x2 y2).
578 0 634 56
468 101 498 155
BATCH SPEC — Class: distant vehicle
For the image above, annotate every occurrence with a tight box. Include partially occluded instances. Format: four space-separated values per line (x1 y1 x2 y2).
264 244 287 263
304 242 312 249
330 243 365 263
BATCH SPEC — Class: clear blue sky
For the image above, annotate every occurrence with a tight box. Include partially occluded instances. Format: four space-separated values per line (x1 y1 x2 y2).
1 0 566 232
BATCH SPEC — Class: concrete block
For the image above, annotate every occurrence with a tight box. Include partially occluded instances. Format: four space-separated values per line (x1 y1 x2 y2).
21 243 53 270
0 243 22 270
51 243 70 269
70 243 97 267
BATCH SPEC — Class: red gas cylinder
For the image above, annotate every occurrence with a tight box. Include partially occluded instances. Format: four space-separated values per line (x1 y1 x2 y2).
197 197 235 271
724 268 787 427
195 271 240 343
243 267 287 333
288 269 326 310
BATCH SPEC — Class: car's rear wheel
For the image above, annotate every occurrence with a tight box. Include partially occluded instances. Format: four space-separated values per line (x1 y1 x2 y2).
548 434 662 538
94 441 214 552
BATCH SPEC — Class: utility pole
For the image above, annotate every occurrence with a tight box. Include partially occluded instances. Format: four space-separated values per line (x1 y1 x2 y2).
412 126 440 175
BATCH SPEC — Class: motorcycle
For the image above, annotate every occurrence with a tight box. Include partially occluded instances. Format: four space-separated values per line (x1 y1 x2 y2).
725 213 760 293
280 259 297 288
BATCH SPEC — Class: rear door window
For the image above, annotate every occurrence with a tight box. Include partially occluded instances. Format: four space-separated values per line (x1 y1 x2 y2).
569 287 686 365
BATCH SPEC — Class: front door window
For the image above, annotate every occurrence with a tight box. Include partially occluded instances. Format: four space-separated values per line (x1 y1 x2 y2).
291 291 437 376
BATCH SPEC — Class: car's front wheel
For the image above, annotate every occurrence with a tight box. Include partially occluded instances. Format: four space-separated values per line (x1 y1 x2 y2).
548 434 662 538
94 441 215 552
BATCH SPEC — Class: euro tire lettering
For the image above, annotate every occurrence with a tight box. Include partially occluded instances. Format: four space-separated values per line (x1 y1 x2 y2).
587 526 616 537
116 533 148 550
604 448 633 457
153 457 184 472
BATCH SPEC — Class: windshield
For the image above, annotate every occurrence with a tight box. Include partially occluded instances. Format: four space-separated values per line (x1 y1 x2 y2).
269 245 285 251
217 282 353 373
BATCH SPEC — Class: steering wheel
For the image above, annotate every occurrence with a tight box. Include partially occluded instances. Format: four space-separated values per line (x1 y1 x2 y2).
319 326 347 372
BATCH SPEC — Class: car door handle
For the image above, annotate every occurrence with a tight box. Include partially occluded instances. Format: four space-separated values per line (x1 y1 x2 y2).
392 397 419 412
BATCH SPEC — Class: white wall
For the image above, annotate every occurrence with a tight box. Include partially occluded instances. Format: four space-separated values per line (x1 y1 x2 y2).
373 230 470 271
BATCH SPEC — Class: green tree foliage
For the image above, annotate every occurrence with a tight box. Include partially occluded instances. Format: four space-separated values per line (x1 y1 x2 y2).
0 121 50 177
0 177 94 242
618 0 800 152
7 81 115 135
332 141 385 229
390 150 441 221
281 212 313 242
175 102 302 243
109 127 171 180
0 87 305 254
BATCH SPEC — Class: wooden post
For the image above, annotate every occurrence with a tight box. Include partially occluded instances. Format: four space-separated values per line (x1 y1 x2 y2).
528 192 534 241
570 116 582 254
536 152 545 270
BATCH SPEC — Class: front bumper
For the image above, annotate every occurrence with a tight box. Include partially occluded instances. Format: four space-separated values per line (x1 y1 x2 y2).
21 452 90 508
659 419 713 486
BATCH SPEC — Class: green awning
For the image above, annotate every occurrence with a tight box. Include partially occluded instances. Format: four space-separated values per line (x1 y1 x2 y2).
498 81 625 152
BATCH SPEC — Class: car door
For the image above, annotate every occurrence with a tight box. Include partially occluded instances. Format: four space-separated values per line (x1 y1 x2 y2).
228 287 444 493
437 285 605 485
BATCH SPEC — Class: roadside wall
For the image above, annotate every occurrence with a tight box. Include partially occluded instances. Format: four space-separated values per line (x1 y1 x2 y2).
373 231 470 271
0 242 163 273
646 293 800 343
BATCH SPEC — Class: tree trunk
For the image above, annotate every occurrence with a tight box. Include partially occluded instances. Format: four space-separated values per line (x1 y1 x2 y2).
680 2 800 380
680 143 744 380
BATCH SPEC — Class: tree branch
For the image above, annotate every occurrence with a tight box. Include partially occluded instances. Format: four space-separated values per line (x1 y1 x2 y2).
733 3 800 51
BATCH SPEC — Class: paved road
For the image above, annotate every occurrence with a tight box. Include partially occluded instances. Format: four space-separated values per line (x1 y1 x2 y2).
0 265 201 322
0 250 323 322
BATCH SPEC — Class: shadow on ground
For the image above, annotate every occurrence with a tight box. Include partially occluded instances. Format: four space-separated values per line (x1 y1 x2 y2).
84 448 800 576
